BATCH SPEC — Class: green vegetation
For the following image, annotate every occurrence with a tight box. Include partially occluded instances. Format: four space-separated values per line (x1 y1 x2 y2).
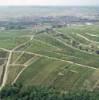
6 65 23 85
0 37 29 49
1 84 99 100
15 53 34 64
0 25 99 93
15 56 95 91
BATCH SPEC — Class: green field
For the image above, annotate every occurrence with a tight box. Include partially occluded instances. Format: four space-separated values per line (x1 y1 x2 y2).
0 25 99 91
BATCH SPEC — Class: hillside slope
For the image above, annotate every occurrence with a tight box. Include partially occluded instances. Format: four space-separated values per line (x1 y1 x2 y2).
0 25 99 91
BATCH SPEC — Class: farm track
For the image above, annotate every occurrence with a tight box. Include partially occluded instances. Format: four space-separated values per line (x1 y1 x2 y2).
14 50 97 70
13 51 25 64
0 35 34 90
85 33 99 37
76 33 99 49
0 48 10 52
0 51 13 90
9 64 26 67
12 57 39 85
48 31 94 55
11 64 28 85
54 30 99 55
76 33 99 44
0 34 98 89
0 29 99 91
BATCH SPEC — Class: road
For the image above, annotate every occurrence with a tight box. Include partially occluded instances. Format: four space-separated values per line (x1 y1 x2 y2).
0 32 99 90
0 51 12 90
0 35 34 90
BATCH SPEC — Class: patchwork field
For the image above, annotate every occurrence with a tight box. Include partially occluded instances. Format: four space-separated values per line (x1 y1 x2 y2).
0 25 99 91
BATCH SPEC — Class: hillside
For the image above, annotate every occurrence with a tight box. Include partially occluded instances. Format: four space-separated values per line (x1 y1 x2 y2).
0 25 99 91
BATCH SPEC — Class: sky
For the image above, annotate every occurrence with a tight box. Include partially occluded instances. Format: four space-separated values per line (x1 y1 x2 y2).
0 0 98 6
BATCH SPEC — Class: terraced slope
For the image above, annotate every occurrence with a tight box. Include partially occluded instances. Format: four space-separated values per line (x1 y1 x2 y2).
0 25 99 91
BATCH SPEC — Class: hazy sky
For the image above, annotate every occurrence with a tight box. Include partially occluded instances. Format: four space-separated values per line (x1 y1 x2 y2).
0 0 98 6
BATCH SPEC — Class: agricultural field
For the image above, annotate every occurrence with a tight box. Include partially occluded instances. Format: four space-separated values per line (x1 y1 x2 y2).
0 25 99 92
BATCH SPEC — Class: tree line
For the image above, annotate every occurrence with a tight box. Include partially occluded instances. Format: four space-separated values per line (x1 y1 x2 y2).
0 83 99 100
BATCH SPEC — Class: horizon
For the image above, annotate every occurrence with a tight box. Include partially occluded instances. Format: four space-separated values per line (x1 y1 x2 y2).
0 0 98 6
0 5 98 7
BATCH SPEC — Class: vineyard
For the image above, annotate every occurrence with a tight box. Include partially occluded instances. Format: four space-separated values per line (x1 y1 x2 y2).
0 25 99 91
